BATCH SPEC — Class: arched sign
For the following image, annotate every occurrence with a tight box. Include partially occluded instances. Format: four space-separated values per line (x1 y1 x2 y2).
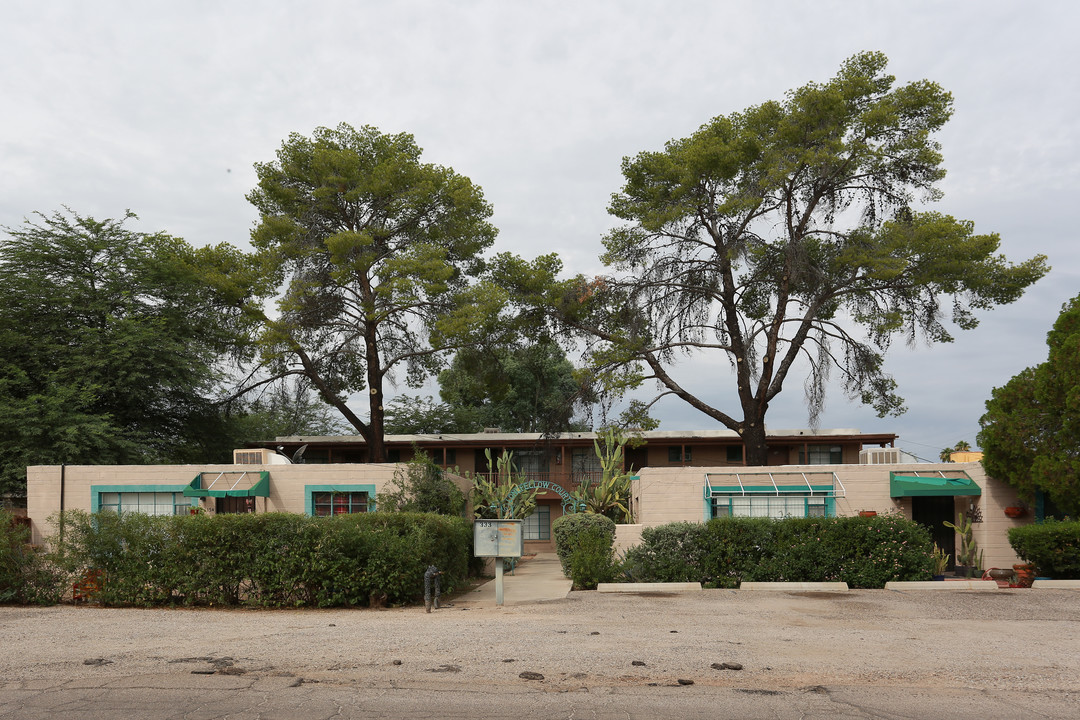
505 480 585 515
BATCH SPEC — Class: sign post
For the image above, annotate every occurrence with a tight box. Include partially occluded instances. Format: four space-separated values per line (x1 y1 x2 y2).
473 519 523 606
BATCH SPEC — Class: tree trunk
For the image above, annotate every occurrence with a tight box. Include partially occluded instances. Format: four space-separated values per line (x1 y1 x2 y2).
740 422 769 466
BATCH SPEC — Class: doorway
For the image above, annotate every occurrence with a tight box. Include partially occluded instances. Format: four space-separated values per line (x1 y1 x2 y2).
911 496 955 569
216 496 255 514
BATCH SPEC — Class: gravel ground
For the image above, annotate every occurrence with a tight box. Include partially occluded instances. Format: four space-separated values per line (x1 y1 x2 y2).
2 586 1079 697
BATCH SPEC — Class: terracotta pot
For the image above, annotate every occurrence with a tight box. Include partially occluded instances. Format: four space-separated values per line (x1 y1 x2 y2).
1013 563 1035 588
858 510 877 518
1004 506 1026 518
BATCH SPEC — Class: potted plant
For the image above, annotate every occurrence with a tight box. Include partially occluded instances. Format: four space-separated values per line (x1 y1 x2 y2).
931 544 949 580
1012 563 1036 588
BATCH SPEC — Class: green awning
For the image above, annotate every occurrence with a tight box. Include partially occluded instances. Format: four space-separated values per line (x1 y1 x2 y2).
889 472 980 498
184 471 270 498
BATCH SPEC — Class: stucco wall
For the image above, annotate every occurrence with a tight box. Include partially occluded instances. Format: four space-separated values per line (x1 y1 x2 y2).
25 463 471 546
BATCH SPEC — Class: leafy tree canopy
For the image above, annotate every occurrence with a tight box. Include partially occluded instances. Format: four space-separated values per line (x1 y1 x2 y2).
245 123 499 461
530 51 1046 465
0 209 258 496
979 295 1080 515
438 338 595 433
383 394 479 435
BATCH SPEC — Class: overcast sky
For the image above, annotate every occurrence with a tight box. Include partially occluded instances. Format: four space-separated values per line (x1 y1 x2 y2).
2 1 1076 460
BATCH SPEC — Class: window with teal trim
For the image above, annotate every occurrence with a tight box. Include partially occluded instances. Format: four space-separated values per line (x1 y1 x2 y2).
99 492 188 516
523 505 550 540
711 494 829 519
313 491 369 516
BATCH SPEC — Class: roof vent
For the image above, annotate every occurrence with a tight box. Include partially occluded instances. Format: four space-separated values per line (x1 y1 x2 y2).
859 448 902 465
482 427 502 434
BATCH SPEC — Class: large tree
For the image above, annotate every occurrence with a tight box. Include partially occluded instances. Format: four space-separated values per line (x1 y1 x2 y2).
544 52 1046 465
438 338 593 433
979 296 1080 515
0 209 255 496
246 123 499 461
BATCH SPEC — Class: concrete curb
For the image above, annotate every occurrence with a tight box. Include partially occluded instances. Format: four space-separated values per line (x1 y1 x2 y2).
596 582 702 593
885 580 999 591
1031 579 1080 589
738 582 849 592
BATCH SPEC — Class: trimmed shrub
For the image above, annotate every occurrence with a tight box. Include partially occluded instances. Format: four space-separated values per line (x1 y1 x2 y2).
52 510 473 607
1009 520 1080 578
552 512 618 588
623 514 934 589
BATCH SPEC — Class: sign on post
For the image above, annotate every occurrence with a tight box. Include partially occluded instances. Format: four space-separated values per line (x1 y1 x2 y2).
473 519 523 606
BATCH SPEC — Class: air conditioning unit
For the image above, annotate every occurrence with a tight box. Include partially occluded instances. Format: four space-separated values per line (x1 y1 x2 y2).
233 448 291 465
859 448 902 465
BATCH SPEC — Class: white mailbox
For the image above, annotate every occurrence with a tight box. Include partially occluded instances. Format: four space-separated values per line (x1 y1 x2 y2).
474 519 524 558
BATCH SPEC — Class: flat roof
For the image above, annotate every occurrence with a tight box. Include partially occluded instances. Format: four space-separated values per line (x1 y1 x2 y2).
255 428 897 447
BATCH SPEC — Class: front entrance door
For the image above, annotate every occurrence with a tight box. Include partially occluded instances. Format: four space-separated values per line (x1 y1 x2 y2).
216 496 255 514
912 496 955 569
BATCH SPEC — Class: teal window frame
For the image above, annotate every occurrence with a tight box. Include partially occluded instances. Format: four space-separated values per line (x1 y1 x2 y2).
523 505 551 541
92 485 195 515
305 485 377 516
703 484 836 521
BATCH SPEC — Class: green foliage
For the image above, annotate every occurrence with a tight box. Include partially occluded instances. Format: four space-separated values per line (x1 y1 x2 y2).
543 51 1046 466
383 394 479 434
552 512 616 580
470 450 538 520
623 515 934 589
50 510 472 607
571 427 635 522
247 122 498 460
382 451 465 516
1 511 64 604
1008 520 1080 579
0 209 261 496
223 378 350 445
438 338 594 433
943 512 983 575
980 295 1080 515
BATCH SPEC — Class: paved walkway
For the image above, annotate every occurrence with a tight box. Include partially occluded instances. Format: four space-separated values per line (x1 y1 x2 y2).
455 553 572 607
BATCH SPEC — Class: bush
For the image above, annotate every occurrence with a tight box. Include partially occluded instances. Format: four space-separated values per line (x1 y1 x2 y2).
622 514 934 589
552 512 618 588
1009 520 1080 578
52 510 474 607
1 510 64 604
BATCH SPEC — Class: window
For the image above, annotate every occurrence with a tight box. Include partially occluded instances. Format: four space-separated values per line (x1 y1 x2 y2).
800 445 843 465
513 450 548 476
711 493 829 519
312 491 369 516
726 445 743 463
668 446 692 463
443 448 457 466
523 505 550 541
99 492 188 516
572 448 602 481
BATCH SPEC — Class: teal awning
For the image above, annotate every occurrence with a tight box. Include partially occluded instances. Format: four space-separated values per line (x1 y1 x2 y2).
889 472 980 498
184 471 270 498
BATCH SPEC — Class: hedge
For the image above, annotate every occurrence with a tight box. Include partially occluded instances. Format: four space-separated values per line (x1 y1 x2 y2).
53 510 473 607
1 510 65 605
621 514 934 589
552 513 616 589
1008 520 1080 578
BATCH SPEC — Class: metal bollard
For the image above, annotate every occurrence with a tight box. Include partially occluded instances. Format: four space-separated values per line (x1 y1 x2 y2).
424 565 442 613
